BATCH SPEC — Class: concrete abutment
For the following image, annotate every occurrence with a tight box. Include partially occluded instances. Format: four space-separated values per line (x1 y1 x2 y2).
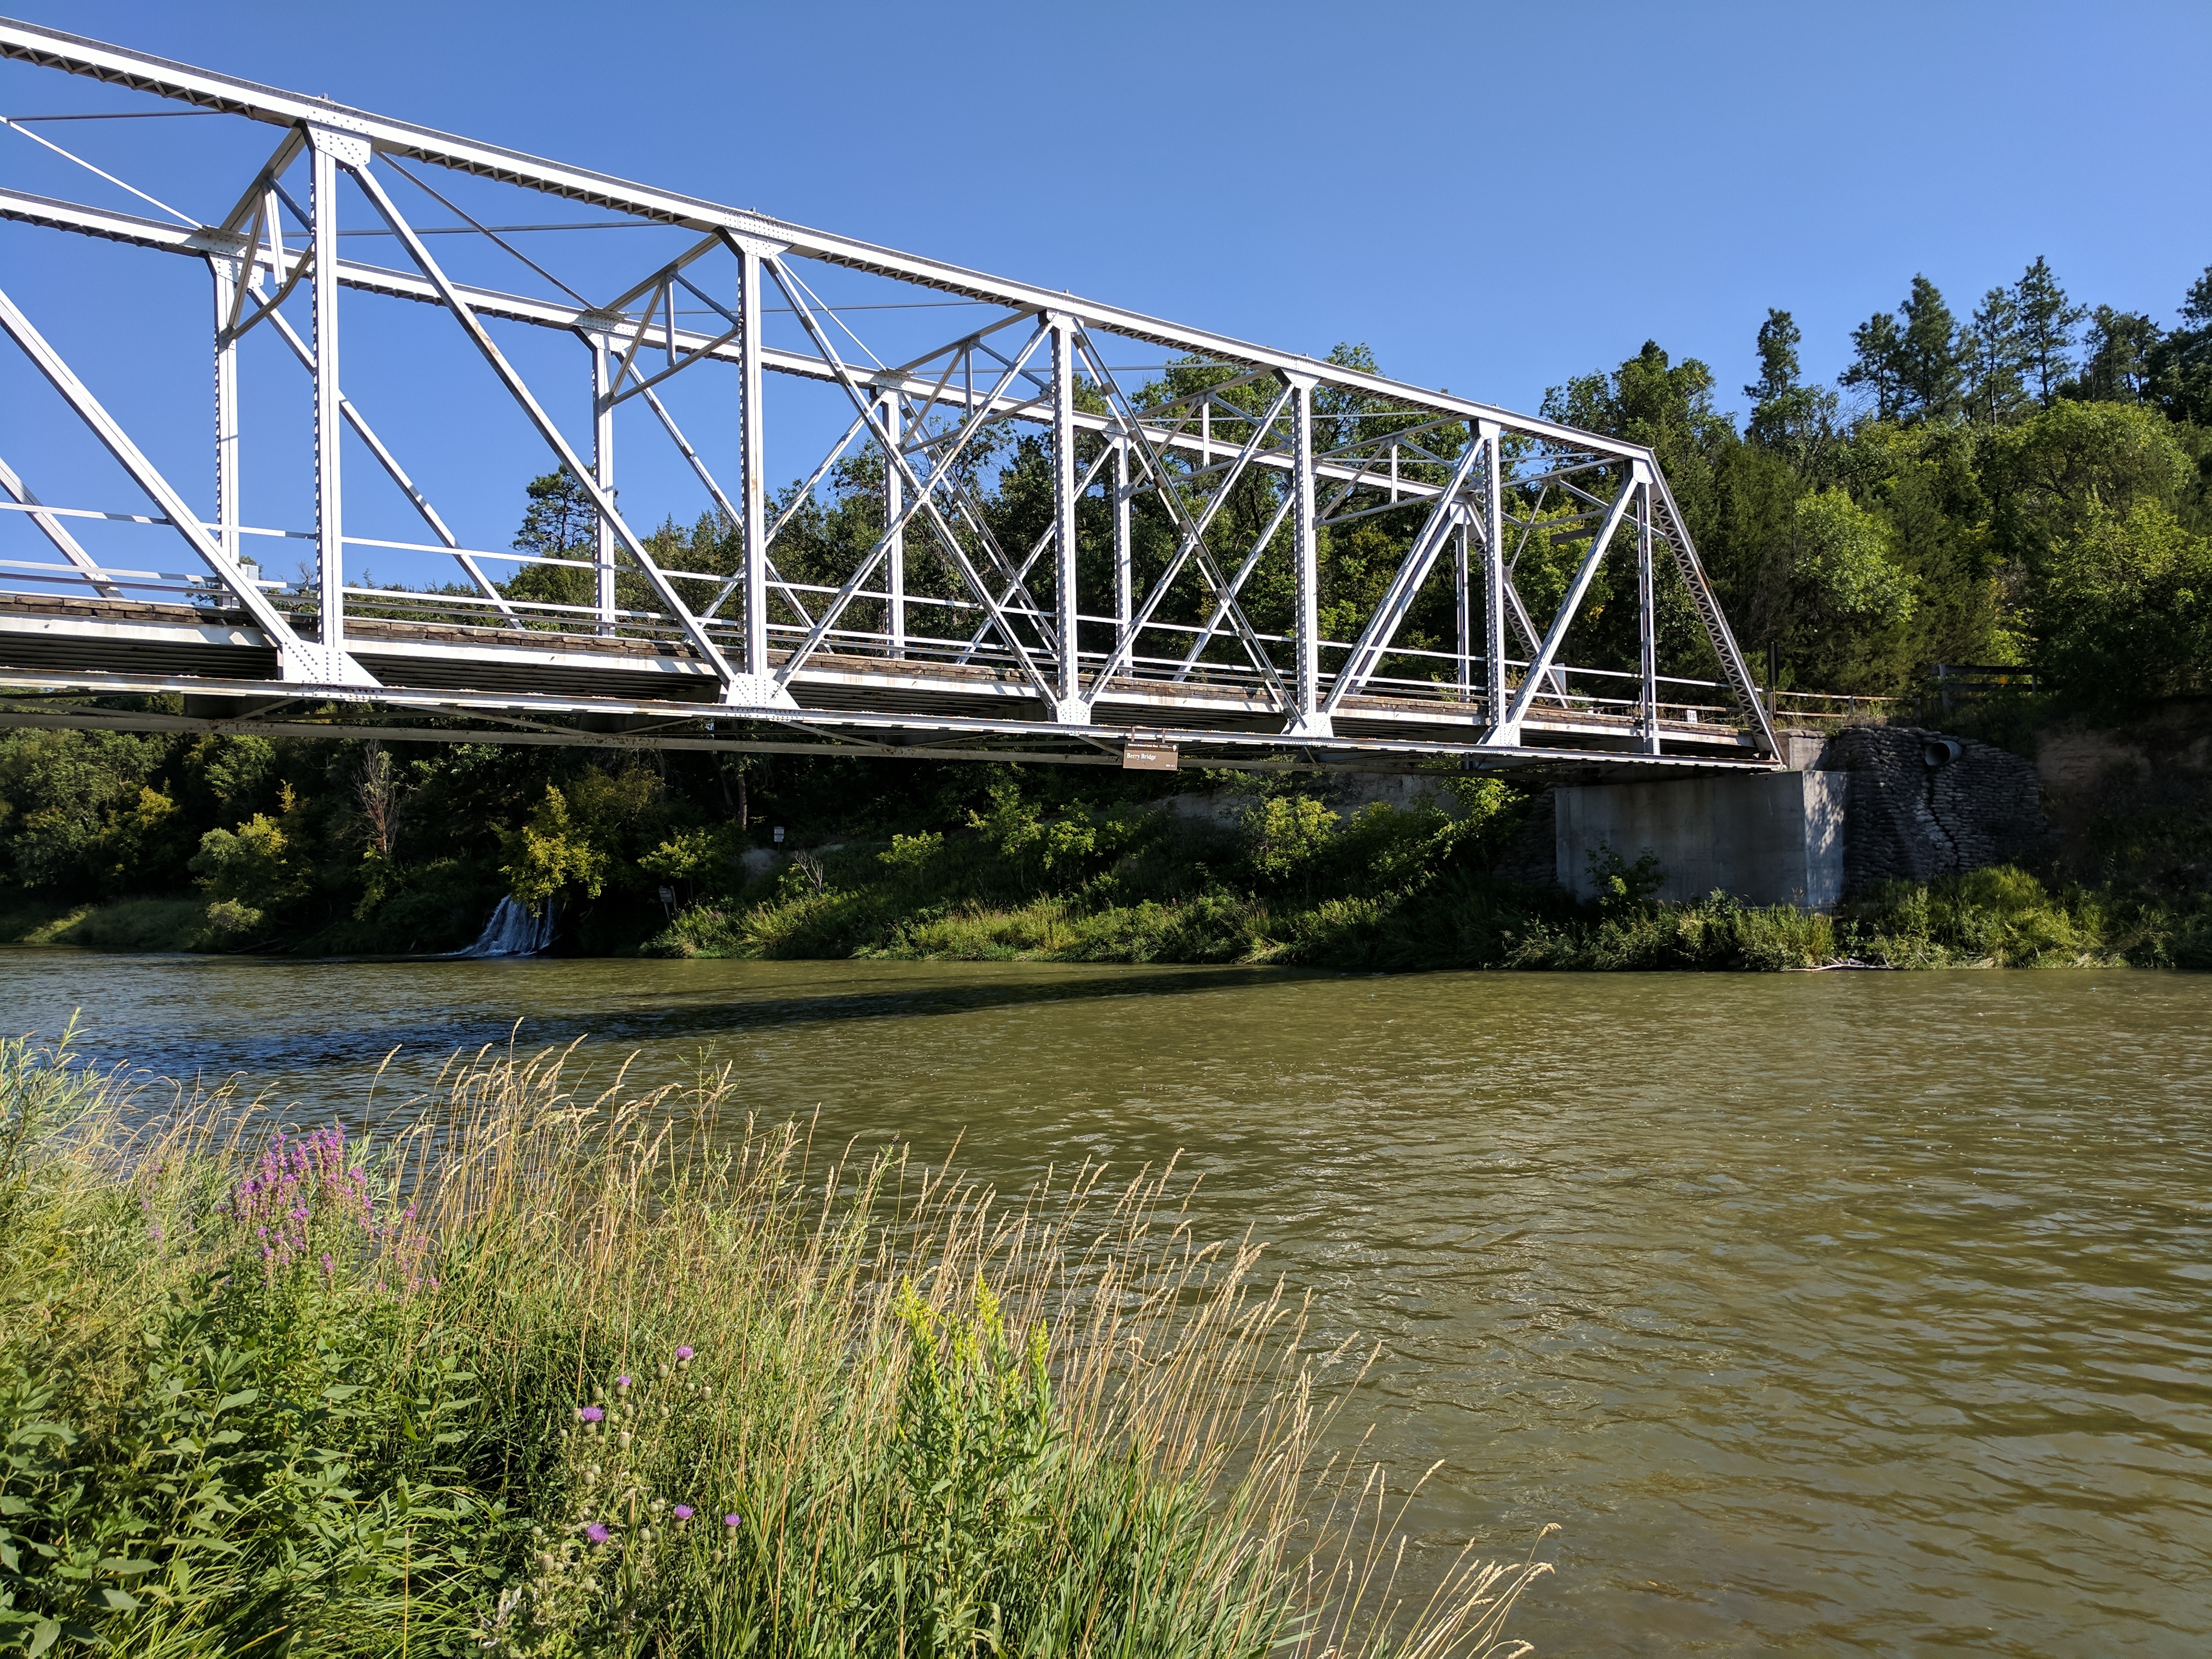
1543 726 2049 910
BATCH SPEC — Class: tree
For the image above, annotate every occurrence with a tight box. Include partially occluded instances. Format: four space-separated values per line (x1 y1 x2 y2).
1743 308 1838 462
1961 286 2031 426
1839 310 1905 421
2145 263 2212 427
2038 502 2212 707
1783 488 1917 690
500 783 608 911
1984 399 2194 574
515 466 597 559
2013 256 2085 404
2066 307 2162 403
1896 276 1964 421
507 467 598 613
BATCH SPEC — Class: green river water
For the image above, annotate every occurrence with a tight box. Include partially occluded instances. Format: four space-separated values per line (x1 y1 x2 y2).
8 951 2207 1655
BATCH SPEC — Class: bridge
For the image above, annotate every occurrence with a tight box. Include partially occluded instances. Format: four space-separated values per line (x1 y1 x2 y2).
0 19 1797 778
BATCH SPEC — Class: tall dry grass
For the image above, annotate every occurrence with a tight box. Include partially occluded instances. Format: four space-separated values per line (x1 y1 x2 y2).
0 1028 1550 1657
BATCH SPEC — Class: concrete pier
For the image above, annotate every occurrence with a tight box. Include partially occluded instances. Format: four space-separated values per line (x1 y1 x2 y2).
1555 770 1848 910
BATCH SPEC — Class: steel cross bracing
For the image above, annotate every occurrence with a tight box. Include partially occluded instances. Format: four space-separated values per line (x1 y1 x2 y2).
0 17 1784 776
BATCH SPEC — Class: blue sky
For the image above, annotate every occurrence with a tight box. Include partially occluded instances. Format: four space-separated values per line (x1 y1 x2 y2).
3 0 2208 579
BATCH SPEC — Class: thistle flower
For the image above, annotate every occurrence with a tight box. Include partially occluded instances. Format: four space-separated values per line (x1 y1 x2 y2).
724 1513 741 1529
675 1345 693 1362
577 1405 604 1423
585 1523 610 1545
616 1374 632 1391
673 1505 693 1521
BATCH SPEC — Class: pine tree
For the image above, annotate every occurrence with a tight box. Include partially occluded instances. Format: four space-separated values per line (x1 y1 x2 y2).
1744 308 1837 461
1839 310 1905 421
2013 256 2085 404
2068 307 2161 403
2145 264 2212 425
1895 275 1963 420
1962 286 2030 425
514 467 598 559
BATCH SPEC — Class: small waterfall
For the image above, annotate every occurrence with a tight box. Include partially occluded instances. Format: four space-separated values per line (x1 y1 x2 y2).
459 896 556 957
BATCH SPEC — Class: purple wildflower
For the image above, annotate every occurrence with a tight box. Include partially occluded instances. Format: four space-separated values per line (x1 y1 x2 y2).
724 1513 741 1528
675 1345 694 1361
673 1505 693 1521
578 1405 604 1423
585 1523 610 1545
616 1374 632 1389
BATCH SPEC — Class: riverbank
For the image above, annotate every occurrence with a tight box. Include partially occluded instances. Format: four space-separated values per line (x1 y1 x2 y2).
8 842 2209 973
643 856 2211 972
5 701 2208 972
0 1027 1546 1658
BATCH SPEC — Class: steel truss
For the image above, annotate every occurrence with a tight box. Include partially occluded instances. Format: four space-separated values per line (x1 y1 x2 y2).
0 17 1781 775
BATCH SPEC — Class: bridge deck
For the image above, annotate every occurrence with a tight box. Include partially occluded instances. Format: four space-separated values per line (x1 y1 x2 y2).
0 591 1773 770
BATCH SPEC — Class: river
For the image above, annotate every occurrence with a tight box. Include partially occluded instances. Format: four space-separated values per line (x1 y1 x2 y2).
9 951 2207 1656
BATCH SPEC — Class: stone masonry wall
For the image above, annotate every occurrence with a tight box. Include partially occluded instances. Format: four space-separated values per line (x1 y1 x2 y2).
1819 725 2049 896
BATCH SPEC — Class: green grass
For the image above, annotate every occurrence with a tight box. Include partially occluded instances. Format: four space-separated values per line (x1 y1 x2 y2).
0 1026 1551 1657
1842 865 2212 967
13 897 213 952
651 861 2212 975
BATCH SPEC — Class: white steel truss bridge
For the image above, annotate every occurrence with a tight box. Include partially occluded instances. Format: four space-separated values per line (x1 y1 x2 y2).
0 18 1786 778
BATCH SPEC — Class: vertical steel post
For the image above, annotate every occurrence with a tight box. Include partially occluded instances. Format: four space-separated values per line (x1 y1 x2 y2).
309 131 345 668
1112 436 1131 652
879 386 904 657
1455 515 1471 704
737 241 768 679
591 335 616 633
211 257 240 567
1479 419 1507 737
1286 375 1324 734
1049 315 1082 717
1637 467 1660 754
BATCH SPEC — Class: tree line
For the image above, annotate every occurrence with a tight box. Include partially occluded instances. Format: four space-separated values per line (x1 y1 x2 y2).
1543 257 2211 704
